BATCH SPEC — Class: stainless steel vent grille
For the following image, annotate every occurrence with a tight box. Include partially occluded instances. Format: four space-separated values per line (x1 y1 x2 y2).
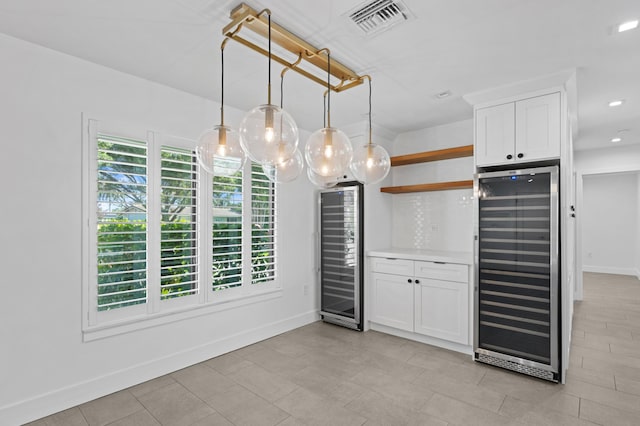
347 0 412 35
477 353 557 382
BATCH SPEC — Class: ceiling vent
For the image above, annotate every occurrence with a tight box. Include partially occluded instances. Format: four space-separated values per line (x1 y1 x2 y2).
347 0 414 36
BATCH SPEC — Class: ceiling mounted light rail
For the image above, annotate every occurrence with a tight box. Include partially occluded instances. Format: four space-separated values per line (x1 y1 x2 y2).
223 3 364 93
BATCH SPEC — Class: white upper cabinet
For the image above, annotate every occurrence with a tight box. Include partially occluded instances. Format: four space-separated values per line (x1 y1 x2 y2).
475 92 561 167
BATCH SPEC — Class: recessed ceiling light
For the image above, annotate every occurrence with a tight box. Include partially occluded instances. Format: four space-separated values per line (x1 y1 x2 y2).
611 137 622 143
618 20 639 32
436 90 452 99
608 99 624 107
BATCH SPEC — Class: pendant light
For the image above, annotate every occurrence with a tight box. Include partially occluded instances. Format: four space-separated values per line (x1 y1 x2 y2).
307 167 338 188
350 77 391 184
262 70 304 183
196 40 246 176
239 13 299 165
305 51 353 177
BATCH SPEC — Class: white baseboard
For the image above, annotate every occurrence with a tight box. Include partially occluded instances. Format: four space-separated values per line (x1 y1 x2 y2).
1 310 320 426
369 322 473 357
582 265 638 277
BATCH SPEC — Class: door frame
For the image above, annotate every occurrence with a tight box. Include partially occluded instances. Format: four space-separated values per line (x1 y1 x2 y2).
575 165 640 300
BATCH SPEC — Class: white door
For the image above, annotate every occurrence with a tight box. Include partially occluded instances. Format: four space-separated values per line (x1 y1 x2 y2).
475 102 515 167
370 272 414 332
514 92 561 163
414 279 469 344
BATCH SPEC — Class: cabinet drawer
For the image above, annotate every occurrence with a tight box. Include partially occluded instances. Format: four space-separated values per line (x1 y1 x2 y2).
414 261 467 282
370 257 414 276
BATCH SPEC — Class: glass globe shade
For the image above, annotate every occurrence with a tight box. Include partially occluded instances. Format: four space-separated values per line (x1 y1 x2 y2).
350 143 391 184
262 149 304 183
195 125 246 176
304 127 353 177
306 167 339 189
239 104 299 165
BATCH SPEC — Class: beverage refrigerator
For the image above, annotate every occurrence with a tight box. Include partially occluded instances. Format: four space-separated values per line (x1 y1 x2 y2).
317 183 364 331
474 165 560 382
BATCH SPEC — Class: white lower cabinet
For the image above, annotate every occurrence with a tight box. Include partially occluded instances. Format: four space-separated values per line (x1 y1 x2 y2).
414 278 468 344
369 257 470 346
370 272 414 332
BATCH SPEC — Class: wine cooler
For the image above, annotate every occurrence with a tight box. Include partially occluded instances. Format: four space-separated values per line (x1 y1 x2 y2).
474 166 559 382
318 183 364 331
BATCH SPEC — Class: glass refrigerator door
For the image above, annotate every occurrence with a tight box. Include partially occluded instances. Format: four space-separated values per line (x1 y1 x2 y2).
320 187 359 321
477 168 558 367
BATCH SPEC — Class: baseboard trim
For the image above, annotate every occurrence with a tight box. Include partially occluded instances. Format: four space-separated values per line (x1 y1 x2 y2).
1 310 320 426
369 322 473 357
582 266 638 277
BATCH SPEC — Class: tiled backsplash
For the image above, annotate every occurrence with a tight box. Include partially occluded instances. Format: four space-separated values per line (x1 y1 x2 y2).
391 189 474 252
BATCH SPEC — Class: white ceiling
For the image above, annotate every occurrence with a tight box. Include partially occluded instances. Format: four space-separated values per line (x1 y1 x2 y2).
1 0 639 151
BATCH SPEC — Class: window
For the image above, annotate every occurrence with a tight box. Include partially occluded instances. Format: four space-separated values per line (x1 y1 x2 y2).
83 119 280 336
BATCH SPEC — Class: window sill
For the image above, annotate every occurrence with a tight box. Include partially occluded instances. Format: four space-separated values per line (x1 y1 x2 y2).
83 287 283 342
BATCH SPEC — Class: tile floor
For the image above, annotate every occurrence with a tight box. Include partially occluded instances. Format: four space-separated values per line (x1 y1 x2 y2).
28 272 640 426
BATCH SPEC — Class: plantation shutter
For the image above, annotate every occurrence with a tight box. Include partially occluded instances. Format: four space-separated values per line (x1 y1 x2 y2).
212 169 243 290
251 163 276 284
96 135 148 310
160 146 199 299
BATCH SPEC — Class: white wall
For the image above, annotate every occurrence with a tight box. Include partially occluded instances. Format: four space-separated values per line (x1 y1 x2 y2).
581 173 638 275
0 34 319 424
390 120 474 253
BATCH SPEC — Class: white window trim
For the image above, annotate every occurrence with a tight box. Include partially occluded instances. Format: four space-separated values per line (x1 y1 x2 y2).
81 116 282 342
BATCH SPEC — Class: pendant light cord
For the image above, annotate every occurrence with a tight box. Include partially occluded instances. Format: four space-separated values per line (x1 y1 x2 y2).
267 13 272 105
326 52 331 128
369 77 372 145
220 44 225 125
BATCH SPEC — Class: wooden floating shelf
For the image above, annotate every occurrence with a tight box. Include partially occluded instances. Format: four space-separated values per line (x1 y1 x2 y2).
381 180 474 194
391 145 474 166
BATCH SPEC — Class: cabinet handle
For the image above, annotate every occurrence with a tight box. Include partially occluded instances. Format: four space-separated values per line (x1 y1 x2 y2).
407 279 412 283
506 154 513 160
517 153 524 159
415 279 420 284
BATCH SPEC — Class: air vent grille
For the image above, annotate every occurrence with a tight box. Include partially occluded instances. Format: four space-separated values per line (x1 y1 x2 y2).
348 0 413 36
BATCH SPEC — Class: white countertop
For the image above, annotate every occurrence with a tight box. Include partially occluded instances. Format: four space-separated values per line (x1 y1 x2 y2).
367 248 473 265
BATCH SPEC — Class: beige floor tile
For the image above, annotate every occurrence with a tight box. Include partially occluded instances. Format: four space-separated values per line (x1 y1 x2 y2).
240 345 312 377
204 351 255 375
349 366 433 411
417 368 505 412
519 409 599 425
206 384 289 426
25 407 88 426
566 365 616 389
106 410 160 426
79 390 144 426
615 375 640 396
136 382 215 426
563 378 640 414
421 392 513 426
579 399 640 426
189 412 235 426
170 363 235 401
276 416 309 425
345 390 446 426
275 387 367 426
408 351 487 385
478 368 561 404
128 375 176 399
228 363 299 402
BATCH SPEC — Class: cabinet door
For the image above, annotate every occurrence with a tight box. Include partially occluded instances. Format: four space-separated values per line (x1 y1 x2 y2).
414 279 469 344
475 102 515 167
514 92 561 163
370 272 414 332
